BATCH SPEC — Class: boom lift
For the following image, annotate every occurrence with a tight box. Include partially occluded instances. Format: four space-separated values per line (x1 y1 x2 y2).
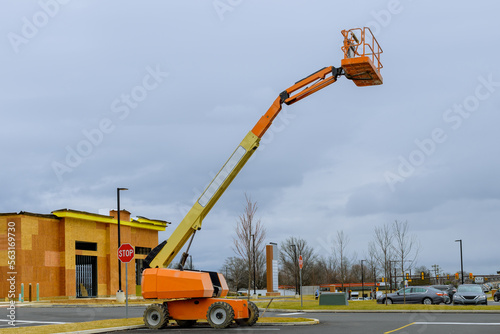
141 27 383 329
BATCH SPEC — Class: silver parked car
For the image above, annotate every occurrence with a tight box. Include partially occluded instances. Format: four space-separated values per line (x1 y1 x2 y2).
453 284 487 305
377 286 445 305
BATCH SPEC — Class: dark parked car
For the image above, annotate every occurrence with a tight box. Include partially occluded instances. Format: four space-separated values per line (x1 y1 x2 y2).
494 290 500 302
377 286 445 305
431 284 456 304
453 284 487 305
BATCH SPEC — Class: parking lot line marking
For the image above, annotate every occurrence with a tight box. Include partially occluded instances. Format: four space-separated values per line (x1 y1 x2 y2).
384 322 415 333
276 312 305 316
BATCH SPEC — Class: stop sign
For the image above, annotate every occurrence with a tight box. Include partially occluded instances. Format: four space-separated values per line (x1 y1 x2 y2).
298 255 303 269
118 243 134 263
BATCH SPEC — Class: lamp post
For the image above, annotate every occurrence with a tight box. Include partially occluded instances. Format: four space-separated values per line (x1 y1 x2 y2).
455 239 464 284
361 259 366 300
117 187 128 294
291 244 298 295
252 234 256 295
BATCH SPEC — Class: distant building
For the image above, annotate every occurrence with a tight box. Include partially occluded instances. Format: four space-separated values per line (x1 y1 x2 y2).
0 209 169 299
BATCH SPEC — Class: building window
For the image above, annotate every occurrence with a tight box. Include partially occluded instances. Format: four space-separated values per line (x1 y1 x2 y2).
136 259 147 285
135 246 151 255
75 241 97 251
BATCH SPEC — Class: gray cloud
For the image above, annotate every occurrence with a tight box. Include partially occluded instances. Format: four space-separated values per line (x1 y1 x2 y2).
1 0 500 275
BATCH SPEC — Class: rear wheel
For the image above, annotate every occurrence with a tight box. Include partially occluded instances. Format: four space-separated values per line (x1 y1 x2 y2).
206 302 234 329
235 301 259 326
422 298 432 305
494 295 499 302
143 303 169 329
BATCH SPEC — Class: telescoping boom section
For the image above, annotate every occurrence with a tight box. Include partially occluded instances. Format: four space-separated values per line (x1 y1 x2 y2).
141 28 383 330
143 27 382 271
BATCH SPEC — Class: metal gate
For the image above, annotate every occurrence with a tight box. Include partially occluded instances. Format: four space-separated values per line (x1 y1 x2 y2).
76 255 97 297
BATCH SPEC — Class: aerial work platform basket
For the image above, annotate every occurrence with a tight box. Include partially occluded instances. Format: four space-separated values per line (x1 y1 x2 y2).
341 27 383 86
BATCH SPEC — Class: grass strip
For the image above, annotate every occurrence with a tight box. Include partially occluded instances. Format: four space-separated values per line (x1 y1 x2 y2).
0 317 143 334
253 298 500 311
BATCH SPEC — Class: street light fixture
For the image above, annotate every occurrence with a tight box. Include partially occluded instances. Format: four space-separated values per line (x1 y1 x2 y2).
117 187 128 294
455 239 464 284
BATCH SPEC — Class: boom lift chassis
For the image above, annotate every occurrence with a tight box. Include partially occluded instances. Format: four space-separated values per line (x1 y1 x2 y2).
142 27 383 329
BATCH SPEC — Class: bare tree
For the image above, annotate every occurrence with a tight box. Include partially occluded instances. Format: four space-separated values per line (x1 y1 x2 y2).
279 236 317 291
370 223 394 301
335 230 351 290
232 194 266 297
392 220 419 287
220 256 248 291
367 247 378 287
314 255 338 285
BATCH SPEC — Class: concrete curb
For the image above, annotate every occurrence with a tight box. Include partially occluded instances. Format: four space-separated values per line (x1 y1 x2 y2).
54 325 145 334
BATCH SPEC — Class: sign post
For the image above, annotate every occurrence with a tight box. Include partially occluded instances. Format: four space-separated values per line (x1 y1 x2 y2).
299 255 303 308
118 243 134 318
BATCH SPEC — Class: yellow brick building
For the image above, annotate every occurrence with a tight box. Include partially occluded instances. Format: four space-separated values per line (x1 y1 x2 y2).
0 209 168 299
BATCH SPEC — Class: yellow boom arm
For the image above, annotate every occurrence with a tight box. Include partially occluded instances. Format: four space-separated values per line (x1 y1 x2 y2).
144 28 383 269
144 66 342 269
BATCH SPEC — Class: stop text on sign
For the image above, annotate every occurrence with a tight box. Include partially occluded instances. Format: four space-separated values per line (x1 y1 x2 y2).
118 243 134 263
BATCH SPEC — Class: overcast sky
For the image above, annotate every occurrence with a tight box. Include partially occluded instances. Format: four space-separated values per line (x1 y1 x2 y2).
2 1 500 278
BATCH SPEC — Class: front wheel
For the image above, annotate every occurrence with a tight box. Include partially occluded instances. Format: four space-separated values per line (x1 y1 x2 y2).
422 298 432 305
206 302 234 329
385 298 393 304
494 295 499 302
235 301 259 326
143 303 169 329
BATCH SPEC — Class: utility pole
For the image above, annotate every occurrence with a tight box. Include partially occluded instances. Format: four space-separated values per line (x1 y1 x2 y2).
455 240 464 284
432 264 440 284
117 187 128 298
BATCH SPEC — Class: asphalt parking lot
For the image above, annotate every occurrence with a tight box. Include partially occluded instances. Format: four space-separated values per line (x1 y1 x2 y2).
2 304 500 333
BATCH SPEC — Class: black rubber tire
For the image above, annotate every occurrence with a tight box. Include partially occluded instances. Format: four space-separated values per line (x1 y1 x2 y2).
206 302 235 329
494 295 499 302
422 298 432 305
235 301 259 326
143 303 169 329
385 298 393 304
176 320 197 327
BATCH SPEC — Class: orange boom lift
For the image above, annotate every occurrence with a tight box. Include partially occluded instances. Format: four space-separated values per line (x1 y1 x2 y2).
141 27 383 329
